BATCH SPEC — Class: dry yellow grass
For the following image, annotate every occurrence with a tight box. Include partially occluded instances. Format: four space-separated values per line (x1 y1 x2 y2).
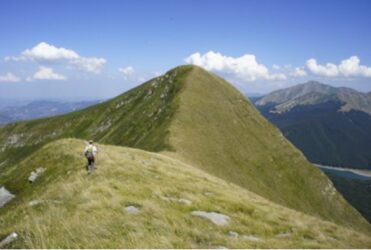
0 139 370 248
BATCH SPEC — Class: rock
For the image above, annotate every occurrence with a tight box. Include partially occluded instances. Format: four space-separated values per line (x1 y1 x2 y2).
204 192 213 197
242 235 260 241
7 134 21 145
0 232 18 248
178 198 192 205
28 172 38 183
191 211 230 226
28 167 45 183
124 205 140 214
161 196 192 205
228 231 239 238
276 232 291 238
28 199 62 207
29 200 43 206
0 187 15 208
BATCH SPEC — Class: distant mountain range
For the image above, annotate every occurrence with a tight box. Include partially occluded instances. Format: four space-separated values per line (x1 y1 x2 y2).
255 81 371 169
0 100 100 124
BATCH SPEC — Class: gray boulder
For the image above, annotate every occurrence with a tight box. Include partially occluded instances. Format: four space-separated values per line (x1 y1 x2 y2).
0 232 18 248
0 187 15 208
191 211 230 226
28 167 45 183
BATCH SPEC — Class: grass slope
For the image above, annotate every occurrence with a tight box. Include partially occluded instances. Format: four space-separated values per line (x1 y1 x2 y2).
0 65 369 234
0 66 189 168
1 139 370 248
166 66 370 232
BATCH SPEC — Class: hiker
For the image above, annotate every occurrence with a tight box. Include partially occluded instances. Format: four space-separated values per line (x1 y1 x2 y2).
84 140 98 174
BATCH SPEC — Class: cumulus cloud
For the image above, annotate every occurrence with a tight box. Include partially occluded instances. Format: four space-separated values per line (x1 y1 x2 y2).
306 58 339 77
185 51 286 81
0 73 21 82
306 56 371 78
29 66 66 81
5 42 106 74
290 67 307 77
71 57 107 73
119 66 134 77
22 42 79 61
338 56 371 77
118 66 135 80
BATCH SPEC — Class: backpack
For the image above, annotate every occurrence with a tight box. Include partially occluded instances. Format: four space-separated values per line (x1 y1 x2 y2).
86 152 94 160
85 145 94 159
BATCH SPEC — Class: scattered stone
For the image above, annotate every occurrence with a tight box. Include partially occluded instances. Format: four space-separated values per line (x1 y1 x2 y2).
0 232 18 248
151 81 158 88
28 199 62 207
228 231 239 238
28 167 45 183
96 120 112 132
124 205 140 214
161 196 192 205
276 232 291 238
0 187 15 208
7 134 21 145
242 235 260 241
191 211 230 226
28 200 43 206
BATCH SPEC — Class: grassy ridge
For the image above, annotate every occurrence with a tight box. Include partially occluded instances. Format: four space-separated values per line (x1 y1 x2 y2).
166 66 370 232
0 66 189 171
1 139 371 248
0 65 370 235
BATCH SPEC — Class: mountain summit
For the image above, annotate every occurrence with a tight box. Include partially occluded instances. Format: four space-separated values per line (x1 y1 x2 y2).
0 66 370 241
255 81 371 169
256 81 371 115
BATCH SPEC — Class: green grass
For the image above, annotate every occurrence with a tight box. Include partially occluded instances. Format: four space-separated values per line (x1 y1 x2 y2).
1 139 371 248
165 66 371 232
0 64 370 237
0 66 190 170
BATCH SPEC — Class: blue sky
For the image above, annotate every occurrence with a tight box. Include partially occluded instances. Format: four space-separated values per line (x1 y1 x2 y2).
1 0 371 100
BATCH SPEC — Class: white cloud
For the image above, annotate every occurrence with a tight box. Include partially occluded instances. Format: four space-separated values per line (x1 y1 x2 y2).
71 57 107 74
119 66 134 77
0 73 21 82
5 42 106 74
185 51 286 81
22 42 79 61
338 56 371 77
306 58 339 77
30 66 66 80
306 56 371 78
290 67 307 77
